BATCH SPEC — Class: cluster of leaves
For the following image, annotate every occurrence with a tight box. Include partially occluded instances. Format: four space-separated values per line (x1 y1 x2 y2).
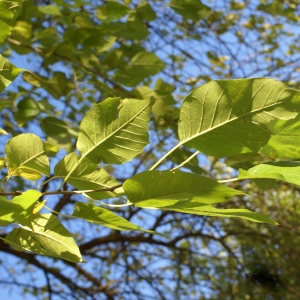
1 0 300 299
2 55 300 262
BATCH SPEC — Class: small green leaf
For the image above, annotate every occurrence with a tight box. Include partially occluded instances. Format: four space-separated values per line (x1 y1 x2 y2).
0 0 23 43
3 214 84 263
170 0 211 21
0 190 41 227
136 2 157 21
15 98 40 126
5 133 50 180
37 5 62 16
72 202 163 236
77 97 154 164
97 2 129 21
23 72 75 99
0 55 24 93
54 153 120 200
114 52 165 86
41 116 73 151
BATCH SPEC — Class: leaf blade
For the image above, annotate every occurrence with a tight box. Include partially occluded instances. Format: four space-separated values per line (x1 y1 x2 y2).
77 97 154 164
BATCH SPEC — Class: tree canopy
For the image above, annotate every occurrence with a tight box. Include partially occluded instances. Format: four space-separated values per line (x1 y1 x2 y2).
1 0 300 299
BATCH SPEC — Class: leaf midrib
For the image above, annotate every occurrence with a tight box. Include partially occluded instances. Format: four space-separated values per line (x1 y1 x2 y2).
181 99 285 145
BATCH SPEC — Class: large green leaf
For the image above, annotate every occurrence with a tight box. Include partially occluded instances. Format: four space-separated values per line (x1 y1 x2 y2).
178 78 300 158
77 97 154 164
123 170 244 206
0 190 41 227
5 133 50 180
3 214 83 263
72 202 162 235
150 205 278 226
0 55 24 93
123 170 277 225
54 153 120 199
238 161 300 186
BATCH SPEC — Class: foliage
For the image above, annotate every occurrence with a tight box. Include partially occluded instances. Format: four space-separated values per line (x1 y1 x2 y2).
1 0 300 299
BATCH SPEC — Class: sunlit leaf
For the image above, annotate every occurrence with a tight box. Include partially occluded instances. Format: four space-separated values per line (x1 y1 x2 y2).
178 78 300 158
5 133 50 180
124 170 244 206
3 214 84 263
0 55 24 93
0 190 41 227
54 153 120 199
261 114 300 159
170 0 211 21
77 97 154 164
239 161 300 186
0 0 23 43
72 202 164 236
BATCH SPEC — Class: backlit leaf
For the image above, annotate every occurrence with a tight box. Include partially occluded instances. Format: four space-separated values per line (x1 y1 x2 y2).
0 55 24 93
77 97 154 164
3 214 84 263
72 202 163 235
178 78 300 158
238 161 300 186
5 133 50 180
0 190 41 227
124 170 244 206
54 153 120 199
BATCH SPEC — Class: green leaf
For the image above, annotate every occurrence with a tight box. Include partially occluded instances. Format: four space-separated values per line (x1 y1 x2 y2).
136 2 157 21
178 78 299 158
72 202 162 235
159 205 278 225
3 214 84 263
123 170 277 225
114 52 165 86
0 190 41 227
23 72 75 99
260 114 300 159
97 1 129 21
0 0 23 43
170 0 211 21
54 153 120 200
77 97 154 164
5 133 50 180
37 5 62 16
124 170 244 206
0 55 24 93
41 116 73 151
15 98 40 126
238 161 300 186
